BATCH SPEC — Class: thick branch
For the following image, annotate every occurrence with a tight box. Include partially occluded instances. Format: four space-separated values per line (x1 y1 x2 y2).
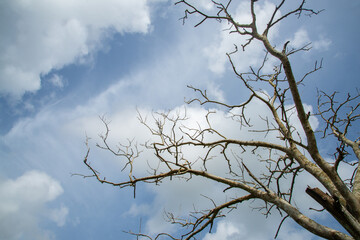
306 187 360 238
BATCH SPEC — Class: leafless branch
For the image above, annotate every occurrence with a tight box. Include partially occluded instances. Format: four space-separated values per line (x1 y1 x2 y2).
80 1 359 239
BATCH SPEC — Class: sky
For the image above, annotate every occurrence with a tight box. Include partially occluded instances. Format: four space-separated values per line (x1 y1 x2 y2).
0 0 359 239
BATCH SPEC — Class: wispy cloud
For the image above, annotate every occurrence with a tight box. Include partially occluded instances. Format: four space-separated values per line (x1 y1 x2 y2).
48 74 65 89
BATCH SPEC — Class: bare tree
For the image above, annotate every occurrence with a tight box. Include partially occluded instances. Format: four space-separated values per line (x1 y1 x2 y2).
81 1 360 239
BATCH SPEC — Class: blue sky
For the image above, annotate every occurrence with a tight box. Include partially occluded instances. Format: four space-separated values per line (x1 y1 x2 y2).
0 0 359 239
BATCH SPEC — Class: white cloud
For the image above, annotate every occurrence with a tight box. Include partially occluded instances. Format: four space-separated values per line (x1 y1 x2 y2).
289 28 331 51
313 36 332 51
0 170 67 240
0 0 151 99
48 74 65 89
203 221 243 240
203 217 315 240
185 0 215 11
206 81 226 103
49 205 69 227
290 28 311 49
